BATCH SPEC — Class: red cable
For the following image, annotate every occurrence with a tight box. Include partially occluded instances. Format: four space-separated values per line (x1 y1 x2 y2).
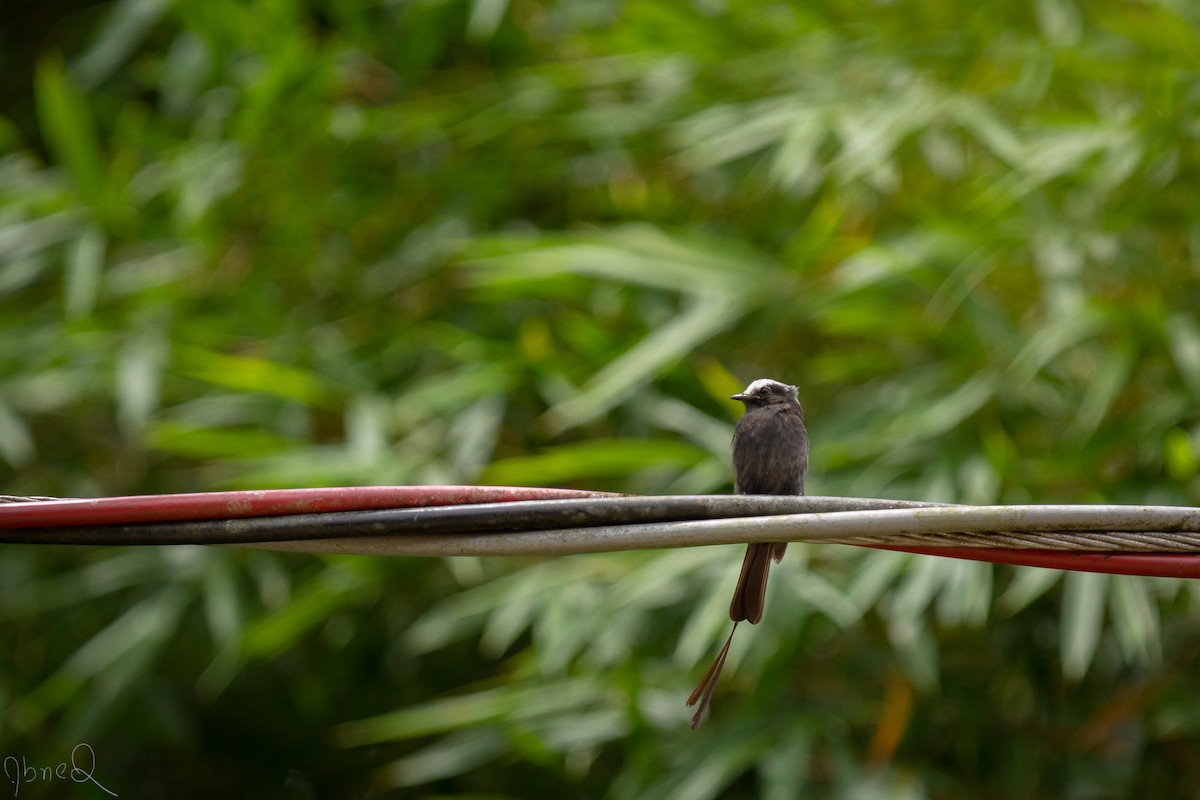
0 486 611 528
874 545 1200 579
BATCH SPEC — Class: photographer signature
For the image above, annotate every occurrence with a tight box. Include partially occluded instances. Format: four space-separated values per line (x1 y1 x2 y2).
3 743 116 797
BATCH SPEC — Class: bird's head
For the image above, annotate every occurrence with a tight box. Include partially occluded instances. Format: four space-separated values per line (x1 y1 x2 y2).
731 378 799 407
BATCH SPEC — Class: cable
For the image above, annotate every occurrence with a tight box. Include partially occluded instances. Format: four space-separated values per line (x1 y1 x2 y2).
0 495 941 545
231 503 1200 556
5 490 1200 577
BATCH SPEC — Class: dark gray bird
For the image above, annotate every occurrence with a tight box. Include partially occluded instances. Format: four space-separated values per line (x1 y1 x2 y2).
728 378 809 623
687 377 809 727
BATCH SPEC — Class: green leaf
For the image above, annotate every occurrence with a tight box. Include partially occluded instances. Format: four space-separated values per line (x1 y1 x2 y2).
15 587 186 732
544 291 745 433
481 439 707 485
0 400 35 467
997 566 1063 616
72 0 168 87
239 560 377 661
1108 576 1160 666
175 347 337 407
380 728 510 788
335 676 611 744
35 56 106 206
150 421 299 458
1061 570 1106 680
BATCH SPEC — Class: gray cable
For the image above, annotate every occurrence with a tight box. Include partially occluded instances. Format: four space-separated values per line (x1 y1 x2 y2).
237 504 1200 557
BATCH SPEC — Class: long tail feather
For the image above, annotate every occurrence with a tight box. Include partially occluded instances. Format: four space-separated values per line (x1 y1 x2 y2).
686 622 739 729
729 543 771 624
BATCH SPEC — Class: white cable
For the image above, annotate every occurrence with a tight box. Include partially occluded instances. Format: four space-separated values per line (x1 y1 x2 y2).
235 504 1200 557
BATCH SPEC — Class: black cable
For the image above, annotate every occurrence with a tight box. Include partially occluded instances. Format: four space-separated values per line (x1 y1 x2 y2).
0 495 945 546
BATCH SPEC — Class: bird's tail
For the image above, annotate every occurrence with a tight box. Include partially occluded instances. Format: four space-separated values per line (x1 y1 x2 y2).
729 542 778 624
686 621 738 729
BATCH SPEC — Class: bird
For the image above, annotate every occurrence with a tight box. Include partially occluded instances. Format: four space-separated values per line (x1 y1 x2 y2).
687 377 809 727
728 378 809 623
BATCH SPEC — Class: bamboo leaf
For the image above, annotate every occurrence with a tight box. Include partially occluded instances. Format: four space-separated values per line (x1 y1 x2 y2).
35 57 105 205
1061 570 1106 680
482 439 706 485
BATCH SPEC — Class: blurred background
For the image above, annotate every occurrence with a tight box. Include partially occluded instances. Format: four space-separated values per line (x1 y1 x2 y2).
3 0 1200 796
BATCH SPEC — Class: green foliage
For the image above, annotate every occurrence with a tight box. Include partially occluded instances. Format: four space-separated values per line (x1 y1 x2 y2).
3 0 1200 796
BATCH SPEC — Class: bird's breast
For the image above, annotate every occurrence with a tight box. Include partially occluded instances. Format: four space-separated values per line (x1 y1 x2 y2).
732 406 809 495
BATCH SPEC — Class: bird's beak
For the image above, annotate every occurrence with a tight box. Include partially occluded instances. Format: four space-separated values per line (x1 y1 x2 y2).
730 393 750 402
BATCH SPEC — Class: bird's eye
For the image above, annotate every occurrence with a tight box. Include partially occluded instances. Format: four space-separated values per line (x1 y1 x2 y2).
758 386 769 396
